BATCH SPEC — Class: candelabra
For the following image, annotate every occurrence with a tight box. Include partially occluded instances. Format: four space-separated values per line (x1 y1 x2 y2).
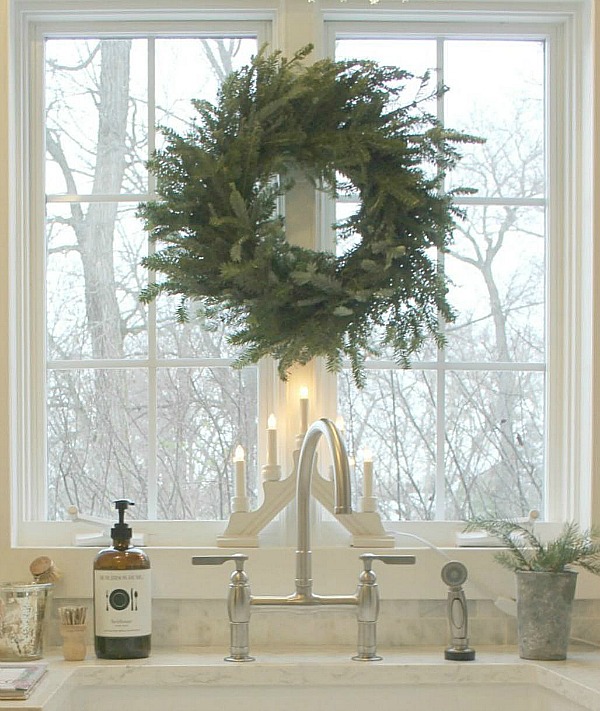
218 394 394 548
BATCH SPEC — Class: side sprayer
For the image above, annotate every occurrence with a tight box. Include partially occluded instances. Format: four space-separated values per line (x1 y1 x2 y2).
441 561 475 661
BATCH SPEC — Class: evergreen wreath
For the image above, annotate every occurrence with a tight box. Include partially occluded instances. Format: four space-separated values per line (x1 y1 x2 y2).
138 45 479 386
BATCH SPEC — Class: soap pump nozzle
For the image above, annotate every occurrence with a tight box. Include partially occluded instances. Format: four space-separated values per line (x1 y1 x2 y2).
111 499 134 541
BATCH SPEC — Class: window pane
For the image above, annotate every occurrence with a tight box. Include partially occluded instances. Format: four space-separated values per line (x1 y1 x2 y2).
46 203 148 360
335 37 437 110
156 297 243 360
156 367 258 520
445 370 545 519
47 368 149 520
155 38 258 138
45 38 148 196
445 206 545 362
338 369 437 520
334 202 439 363
444 40 545 198
335 37 438 182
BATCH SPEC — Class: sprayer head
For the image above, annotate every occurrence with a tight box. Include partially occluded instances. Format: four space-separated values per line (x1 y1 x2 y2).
441 560 468 588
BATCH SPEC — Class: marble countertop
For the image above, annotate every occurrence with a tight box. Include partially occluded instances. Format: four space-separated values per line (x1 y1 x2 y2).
2 646 600 711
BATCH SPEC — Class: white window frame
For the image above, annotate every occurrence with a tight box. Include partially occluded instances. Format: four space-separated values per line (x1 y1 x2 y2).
317 7 594 538
12 7 284 547
8 0 595 567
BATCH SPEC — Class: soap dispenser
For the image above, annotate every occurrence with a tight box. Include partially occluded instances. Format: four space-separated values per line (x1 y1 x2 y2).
93 499 151 658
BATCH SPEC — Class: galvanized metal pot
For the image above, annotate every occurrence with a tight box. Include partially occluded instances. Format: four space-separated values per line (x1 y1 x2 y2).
516 570 577 660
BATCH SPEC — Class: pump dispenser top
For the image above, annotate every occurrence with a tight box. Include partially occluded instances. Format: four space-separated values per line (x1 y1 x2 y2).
111 499 134 541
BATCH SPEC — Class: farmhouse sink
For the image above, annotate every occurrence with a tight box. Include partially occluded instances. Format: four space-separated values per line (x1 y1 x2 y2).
34 652 596 711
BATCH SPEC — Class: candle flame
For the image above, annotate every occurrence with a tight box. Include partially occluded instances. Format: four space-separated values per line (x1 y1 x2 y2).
234 445 245 462
362 447 373 462
267 413 277 429
299 386 309 399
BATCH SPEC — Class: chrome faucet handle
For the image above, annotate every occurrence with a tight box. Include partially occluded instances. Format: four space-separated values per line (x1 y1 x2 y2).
353 552 417 662
192 553 248 569
359 553 416 570
191 553 254 663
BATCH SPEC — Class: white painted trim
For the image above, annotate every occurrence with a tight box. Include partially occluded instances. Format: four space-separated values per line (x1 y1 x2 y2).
13 7 274 544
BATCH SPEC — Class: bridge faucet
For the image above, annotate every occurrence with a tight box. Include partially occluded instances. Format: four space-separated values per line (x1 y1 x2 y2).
192 418 415 660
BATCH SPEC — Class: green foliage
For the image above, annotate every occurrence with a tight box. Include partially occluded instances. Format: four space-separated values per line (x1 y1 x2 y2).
464 519 600 574
138 44 481 385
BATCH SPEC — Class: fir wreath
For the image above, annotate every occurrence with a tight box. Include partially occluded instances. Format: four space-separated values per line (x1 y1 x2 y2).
138 45 479 386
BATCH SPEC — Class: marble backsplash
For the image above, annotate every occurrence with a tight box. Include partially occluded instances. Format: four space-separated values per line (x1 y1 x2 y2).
46 598 600 650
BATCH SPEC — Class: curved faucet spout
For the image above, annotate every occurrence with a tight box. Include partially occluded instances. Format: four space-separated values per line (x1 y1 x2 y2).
295 418 352 600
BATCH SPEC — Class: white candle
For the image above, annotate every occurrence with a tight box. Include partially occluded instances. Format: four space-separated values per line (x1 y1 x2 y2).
348 455 356 480
363 448 373 498
267 413 278 466
234 445 246 496
299 386 309 434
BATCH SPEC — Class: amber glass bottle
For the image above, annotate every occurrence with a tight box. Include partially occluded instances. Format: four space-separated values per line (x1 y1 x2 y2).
93 499 151 659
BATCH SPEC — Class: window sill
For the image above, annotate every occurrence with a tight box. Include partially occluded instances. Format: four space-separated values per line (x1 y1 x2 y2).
8 525 600 601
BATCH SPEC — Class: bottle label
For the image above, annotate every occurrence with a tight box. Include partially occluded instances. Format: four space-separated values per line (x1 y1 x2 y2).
94 569 151 637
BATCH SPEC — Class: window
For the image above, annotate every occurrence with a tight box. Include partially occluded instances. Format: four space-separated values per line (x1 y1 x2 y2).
44 34 266 522
332 33 546 521
11 2 592 548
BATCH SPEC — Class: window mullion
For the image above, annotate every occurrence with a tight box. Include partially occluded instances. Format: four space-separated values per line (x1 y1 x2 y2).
28 24 50 521
146 36 158 520
434 36 446 521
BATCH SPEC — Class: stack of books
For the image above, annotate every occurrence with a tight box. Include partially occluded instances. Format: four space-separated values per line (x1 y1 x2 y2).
0 663 48 700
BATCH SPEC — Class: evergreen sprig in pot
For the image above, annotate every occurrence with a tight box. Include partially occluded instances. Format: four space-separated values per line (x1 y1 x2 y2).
464 520 600 660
